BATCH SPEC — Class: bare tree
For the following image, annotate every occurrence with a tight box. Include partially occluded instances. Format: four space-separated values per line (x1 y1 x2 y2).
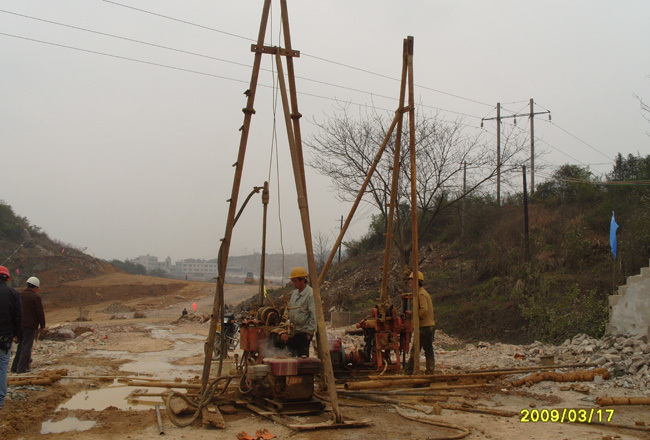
306 104 530 265
635 93 650 136
313 231 332 276
307 104 394 221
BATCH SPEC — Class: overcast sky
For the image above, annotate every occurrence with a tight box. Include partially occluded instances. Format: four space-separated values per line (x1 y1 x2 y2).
1 1 648 262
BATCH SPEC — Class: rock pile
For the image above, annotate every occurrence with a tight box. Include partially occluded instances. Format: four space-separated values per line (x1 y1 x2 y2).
100 302 136 314
328 324 650 391
558 333 650 391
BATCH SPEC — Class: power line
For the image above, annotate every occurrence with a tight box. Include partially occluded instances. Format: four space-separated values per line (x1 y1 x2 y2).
544 120 613 161
3 6 622 166
1 9 484 121
0 31 252 84
0 31 429 117
100 0 494 109
101 0 254 43
534 170 650 186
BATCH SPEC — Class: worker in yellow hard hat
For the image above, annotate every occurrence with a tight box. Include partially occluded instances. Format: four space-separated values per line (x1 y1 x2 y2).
286 267 316 357
405 270 436 374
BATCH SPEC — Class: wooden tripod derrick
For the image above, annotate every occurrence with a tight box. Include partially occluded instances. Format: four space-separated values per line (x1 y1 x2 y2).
200 0 342 423
315 36 422 374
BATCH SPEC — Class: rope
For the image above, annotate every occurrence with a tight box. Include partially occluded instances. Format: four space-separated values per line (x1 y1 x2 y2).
165 376 233 428
266 26 287 304
393 405 470 440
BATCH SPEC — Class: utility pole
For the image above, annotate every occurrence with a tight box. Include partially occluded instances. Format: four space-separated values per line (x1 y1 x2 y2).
522 165 530 262
497 103 501 205
462 161 467 238
338 215 343 263
482 99 550 200
529 99 535 195
529 99 550 195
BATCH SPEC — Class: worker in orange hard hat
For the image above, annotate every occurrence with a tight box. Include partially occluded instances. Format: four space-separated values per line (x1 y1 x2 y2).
405 270 436 375
286 267 316 357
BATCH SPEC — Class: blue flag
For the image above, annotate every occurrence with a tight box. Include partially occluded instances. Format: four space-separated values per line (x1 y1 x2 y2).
610 212 619 260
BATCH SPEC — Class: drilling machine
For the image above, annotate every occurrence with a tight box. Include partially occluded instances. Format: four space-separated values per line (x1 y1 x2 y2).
329 291 413 374
236 306 325 414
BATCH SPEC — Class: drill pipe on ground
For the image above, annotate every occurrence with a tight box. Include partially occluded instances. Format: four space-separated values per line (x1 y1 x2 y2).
511 368 610 387
417 400 518 417
367 363 595 381
596 396 650 406
155 405 165 435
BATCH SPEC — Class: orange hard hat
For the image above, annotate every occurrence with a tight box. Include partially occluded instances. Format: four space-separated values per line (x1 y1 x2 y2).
0 266 10 281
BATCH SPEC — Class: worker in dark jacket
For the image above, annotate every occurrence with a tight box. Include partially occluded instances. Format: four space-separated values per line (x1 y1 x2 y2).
0 266 22 409
11 276 45 374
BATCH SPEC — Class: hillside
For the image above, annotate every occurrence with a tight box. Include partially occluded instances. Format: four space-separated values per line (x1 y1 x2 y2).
315 165 650 345
2 154 648 345
0 202 119 287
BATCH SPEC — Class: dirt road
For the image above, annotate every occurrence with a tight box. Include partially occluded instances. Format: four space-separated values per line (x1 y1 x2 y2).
1 273 648 439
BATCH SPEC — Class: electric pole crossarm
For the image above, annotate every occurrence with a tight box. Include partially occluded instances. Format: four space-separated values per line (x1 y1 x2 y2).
481 111 550 122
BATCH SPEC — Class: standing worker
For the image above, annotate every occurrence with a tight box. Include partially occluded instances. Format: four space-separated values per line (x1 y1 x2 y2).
0 266 22 409
11 276 45 374
405 271 436 375
286 267 316 357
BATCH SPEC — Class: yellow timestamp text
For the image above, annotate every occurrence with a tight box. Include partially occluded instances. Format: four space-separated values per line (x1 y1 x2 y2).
520 408 614 424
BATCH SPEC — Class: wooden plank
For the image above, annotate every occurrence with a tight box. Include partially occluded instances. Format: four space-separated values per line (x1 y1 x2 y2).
250 44 300 57
201 404 226 429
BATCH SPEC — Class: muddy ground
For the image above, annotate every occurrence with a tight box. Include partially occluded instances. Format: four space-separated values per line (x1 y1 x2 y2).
1 273 649 440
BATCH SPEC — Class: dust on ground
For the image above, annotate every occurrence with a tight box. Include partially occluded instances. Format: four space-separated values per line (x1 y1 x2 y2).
1 273 648 440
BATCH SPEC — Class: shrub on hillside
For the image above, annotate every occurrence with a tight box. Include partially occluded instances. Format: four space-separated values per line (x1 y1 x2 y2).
517 283 608 343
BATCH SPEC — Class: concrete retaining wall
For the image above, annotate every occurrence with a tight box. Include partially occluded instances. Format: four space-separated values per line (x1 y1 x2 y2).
607 259 650 337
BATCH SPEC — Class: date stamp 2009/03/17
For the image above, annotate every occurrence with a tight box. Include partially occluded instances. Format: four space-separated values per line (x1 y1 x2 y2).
520 408 614 424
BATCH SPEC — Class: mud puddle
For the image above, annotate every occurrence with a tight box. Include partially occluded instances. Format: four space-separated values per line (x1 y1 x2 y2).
41 417 97 434
59 385 173 411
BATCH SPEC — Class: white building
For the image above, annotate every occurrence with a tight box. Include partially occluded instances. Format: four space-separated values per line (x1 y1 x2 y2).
128 255 172 272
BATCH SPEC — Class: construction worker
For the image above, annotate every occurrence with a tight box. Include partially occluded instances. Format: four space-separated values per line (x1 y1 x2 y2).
11 276 45 374
405 270 436 375
286 267 316 357
0 266 22 409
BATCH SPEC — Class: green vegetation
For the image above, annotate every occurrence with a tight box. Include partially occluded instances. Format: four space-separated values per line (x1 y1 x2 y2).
331 153 650 344
110 259 147 275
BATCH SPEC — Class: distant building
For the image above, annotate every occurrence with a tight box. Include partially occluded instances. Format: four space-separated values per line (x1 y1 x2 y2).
126 253 304 282
128 255 170 272
173 258 219 279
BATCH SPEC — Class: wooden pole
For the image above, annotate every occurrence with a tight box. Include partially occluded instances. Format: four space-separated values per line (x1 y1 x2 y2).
274 49 342 423
345 378 432 390
406 36 420 374
496 102 501 206
523 165 530 262
379 39 409 304
200 0 272 394
529 98 535 195
461 161 467 238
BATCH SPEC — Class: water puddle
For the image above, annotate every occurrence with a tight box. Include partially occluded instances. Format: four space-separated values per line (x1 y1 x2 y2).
90 327 209 379
41 417 96 434
58 385 171 411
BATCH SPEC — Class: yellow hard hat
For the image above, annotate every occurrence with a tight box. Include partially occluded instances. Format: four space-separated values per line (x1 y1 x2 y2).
290 266 308 279
408 271 424 281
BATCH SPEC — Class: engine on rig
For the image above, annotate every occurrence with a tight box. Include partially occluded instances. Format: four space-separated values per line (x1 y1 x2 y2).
329 292 413 374
236 306 325 414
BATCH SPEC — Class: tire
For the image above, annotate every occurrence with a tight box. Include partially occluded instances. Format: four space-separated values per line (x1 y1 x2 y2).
228 328 240 350
213 331 224 358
